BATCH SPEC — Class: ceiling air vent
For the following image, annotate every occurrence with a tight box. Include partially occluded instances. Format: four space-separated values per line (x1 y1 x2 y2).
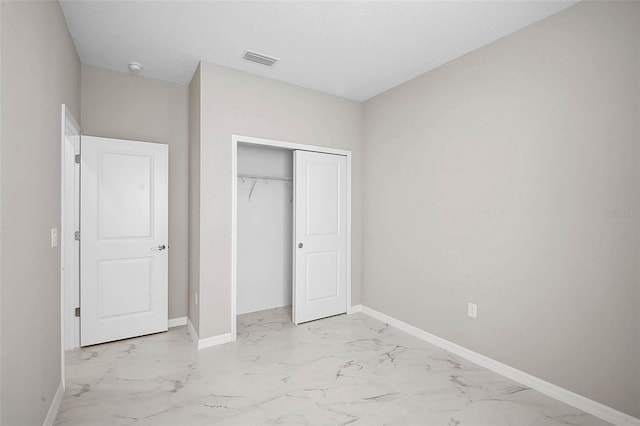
243 50 279 67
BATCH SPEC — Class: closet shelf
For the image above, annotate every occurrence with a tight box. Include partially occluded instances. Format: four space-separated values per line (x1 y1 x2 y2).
237 173 292 182
238 174 292 202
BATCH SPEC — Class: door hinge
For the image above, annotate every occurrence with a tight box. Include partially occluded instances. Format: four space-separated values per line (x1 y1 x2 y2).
74 231 80 241
74 154 80 164
75 307 80 317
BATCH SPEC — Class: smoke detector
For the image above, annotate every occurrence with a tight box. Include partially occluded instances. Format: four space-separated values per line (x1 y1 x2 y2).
128 62 144 73
242 50 279 67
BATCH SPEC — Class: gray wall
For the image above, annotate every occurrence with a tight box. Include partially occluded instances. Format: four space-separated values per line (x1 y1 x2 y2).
81 65 189 320
188 65 201 333
193 62 363 338
0 1 81 424
362 0 639 417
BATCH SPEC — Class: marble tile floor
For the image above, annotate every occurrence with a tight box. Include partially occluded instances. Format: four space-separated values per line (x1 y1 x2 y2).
55 307 609 426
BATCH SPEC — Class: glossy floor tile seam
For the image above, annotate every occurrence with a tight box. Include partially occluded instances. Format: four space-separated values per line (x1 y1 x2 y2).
55 306 610 425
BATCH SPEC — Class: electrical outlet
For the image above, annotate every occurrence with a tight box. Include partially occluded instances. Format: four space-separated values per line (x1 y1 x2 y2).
51 228 58 248
468 303 477 319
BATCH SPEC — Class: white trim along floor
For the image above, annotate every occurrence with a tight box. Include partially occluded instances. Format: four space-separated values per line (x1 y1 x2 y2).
54 307 617 425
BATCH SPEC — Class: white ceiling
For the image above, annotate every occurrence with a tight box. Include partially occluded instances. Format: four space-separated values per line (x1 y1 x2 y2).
60 1 576 101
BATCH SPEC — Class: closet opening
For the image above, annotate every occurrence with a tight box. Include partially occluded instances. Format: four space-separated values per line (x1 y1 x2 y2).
231 135 353 340
236 143 294 317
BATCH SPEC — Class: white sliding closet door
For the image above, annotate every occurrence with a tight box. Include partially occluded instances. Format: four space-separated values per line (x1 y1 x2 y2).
293 150 347 324
80 136 168 346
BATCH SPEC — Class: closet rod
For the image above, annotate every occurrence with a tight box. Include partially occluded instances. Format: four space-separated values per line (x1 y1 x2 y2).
237 173 292 182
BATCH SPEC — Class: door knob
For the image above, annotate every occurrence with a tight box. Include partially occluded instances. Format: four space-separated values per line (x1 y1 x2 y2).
298 243 303 249
152 244 167 251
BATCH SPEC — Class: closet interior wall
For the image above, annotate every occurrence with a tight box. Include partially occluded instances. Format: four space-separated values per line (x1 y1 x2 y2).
237 144 293 315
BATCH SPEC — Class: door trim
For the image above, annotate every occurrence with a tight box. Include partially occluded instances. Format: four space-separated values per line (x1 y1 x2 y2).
60 104 80 389
231 135 352 341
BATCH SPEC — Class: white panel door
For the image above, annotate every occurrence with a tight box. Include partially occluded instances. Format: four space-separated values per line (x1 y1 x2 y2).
81 136 168 346
293 151 347 324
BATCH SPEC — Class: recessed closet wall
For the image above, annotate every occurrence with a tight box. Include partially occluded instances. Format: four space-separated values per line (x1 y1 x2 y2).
189 62 363 339
81 65 189 320
237 144 293 314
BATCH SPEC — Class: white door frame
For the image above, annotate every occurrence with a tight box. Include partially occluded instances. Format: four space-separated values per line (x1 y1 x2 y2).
231 135 352 341
61 104 80 388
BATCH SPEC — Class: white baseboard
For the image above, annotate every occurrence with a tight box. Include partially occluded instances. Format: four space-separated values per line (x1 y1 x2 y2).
168 316 187 328
42 381 64 426
197 332 233 350
186 318 232 350
347 304 363 314
360 305 639 426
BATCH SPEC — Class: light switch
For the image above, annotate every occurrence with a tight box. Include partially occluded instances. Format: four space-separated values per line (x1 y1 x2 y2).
51 227 58 248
